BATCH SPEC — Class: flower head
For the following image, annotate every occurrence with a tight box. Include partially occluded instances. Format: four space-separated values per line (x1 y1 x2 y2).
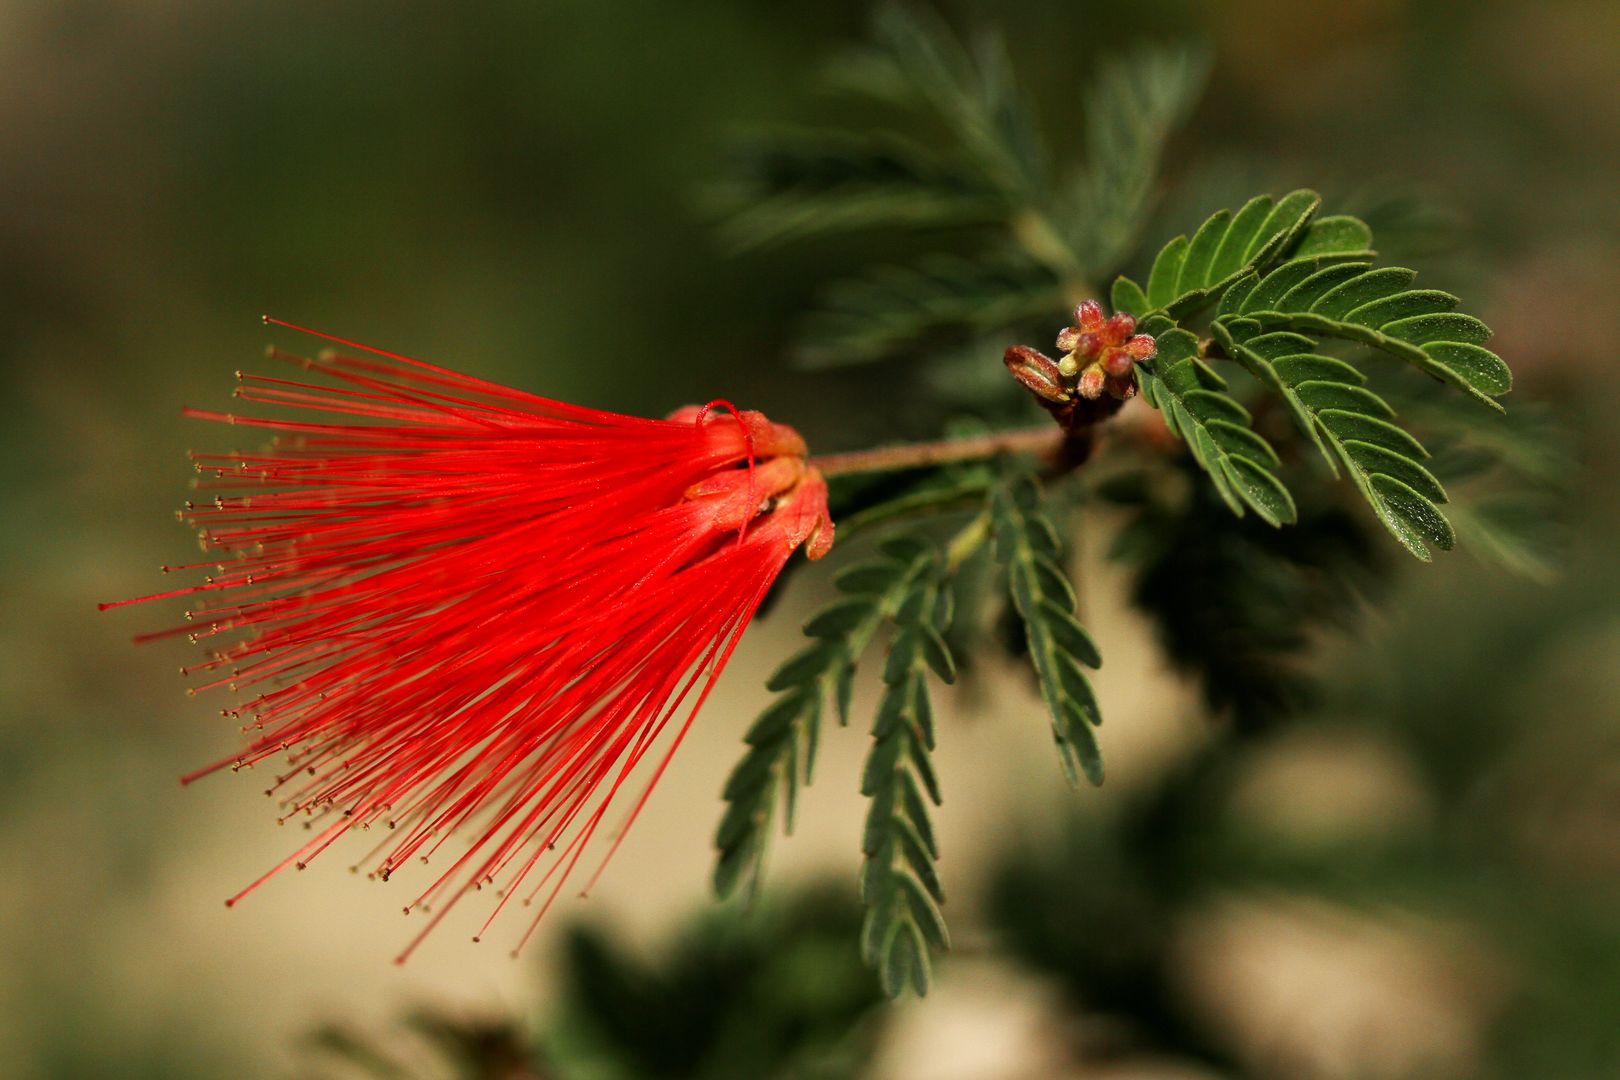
104 319 832 958
1002 300 1158 442
1056 300 1157 397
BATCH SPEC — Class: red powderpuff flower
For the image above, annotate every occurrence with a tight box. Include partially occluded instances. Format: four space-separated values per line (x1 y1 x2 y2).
103 319 834 960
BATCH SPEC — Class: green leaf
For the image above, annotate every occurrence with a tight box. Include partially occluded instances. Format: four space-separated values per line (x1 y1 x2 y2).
1143 190 1324 317
990 464 1106 787
767 641 840 692
1291 214 1376 259
1136 327 1297 526
1069 44 1209 272
857 546 955 998
1111 275 1150 316
1230 258 1512 411
1369 473 1456 555
715 546 914 900
714 129 1011 251
1146 235 1188 310
797 252 1065 368
1216 318 1453 559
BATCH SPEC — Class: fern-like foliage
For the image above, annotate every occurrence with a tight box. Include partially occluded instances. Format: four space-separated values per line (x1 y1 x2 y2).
1101 466 1384 731
990 466 1104 784
719 4 1040 255
1216 258 1511 410
798 251 1064 368
700 8 1558 1015
714 544 917 900
1115 190 1376 317
717 6 1206 372
1116 191 1514 559
1212 320 1452 558
857 537 955 997
1133 321 1297 527
715 534 955 998
715 129 1012 252
1067 45 1209 273
848 4 1045 200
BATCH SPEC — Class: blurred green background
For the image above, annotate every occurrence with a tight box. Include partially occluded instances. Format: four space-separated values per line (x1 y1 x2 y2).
3 1 1618 1077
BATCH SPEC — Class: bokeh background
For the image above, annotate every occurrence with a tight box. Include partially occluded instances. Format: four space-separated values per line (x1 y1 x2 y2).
3 1 1618 1077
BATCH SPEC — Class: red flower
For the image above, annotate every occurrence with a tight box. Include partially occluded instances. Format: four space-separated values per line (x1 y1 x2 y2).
104 319 833 959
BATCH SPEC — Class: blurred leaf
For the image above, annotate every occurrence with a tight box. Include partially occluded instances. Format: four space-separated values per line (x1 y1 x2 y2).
557 886 884 1080
1105 464 1383 731
1068 45 1210 273
797 251 1063 368
859 3 1046 198
714 129 1011 251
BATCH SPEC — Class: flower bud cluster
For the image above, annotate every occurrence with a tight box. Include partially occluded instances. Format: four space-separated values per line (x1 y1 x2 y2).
1003 299 1157 407
1058 299 1158 400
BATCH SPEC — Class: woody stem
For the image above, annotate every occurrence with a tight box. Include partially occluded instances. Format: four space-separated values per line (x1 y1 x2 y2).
808 425 1065 479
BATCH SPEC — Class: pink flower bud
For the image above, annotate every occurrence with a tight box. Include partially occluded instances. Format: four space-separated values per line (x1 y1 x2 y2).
1003 345 1069 402
1102 312 1136 346
1106 373 1139 400
1124 334 1158 360
1102 346 1136 378
1055 326 1081 353
1076 331 1102 359
1077 365 1107 400
1075 299 1105 333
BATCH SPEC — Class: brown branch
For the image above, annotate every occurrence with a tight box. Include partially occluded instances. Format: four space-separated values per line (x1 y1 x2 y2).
808 425 1066 479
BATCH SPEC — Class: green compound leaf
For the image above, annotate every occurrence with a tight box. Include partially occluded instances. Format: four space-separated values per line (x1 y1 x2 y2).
859 542 954 998
1291 214 1376 260
1134 322 1297 526
1217 258 1511 411
1141 190 1329 317
1111 274 1150 316
1383 390 1570 580
860 3 1045 197
836 465 995 538
1214 319 1454 559
715 545 921 901
715 129 1013 252
797 252 1065 368
990 466 1105 786
1069 44 1209 273
1099 462 1384 732
1442 493 1561 583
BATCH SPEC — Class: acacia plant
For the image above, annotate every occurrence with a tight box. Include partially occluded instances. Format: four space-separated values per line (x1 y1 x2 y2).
707 6 1544 998
108 4 1552 1005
